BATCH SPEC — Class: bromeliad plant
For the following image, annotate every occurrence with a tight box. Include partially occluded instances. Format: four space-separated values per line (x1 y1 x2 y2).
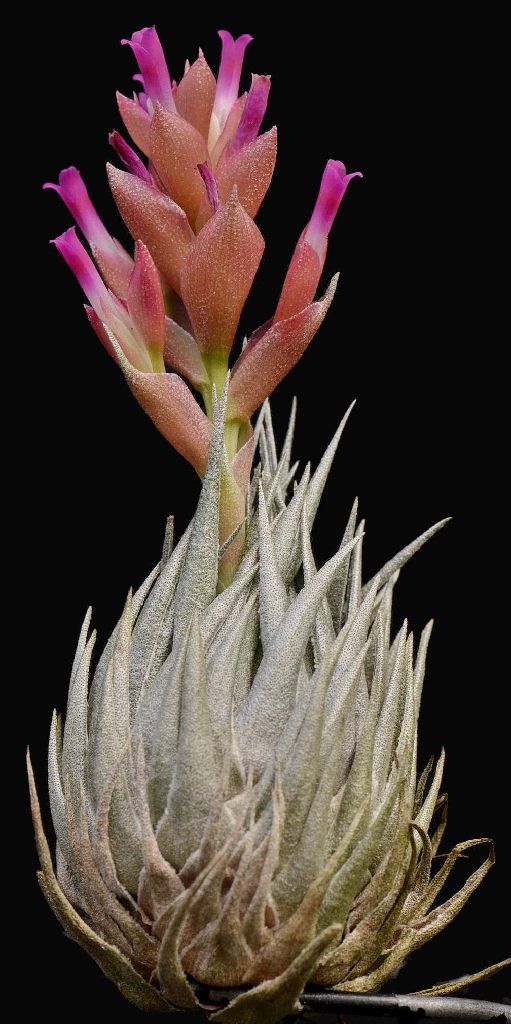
29 24 509 1023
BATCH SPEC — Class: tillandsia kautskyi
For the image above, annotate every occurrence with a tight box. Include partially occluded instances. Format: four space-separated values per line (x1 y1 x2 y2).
28 24 510 1022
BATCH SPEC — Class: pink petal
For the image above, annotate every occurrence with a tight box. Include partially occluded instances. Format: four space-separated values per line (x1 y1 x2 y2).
231 74 271 153
121 26 175 111
305 160 363 256
181 190 264 357
174 51 216 140
44 166 133 298
108 164 194 294
44 167 110 251
52 226 110 315
108 131 152 184
149 103 209 225
197 162 219 214
164 317 208 387
212 31 253 137
127 242 166 369
228 276 339 420
210 93 246 168
116 91 152 155
273 162 362 322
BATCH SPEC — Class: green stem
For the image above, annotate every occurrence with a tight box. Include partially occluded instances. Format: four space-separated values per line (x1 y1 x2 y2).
201 352 229 419
200 353 243 461
200 351 247 587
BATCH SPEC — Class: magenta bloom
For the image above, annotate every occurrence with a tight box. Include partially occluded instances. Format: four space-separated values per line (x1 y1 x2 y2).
210 30 253 142
121 26 175 111
305 159 363 256
44 167 133 296
274 159 362 323
232 74 271 153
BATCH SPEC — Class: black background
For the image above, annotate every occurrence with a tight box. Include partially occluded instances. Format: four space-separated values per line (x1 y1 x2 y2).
18 2 509 1016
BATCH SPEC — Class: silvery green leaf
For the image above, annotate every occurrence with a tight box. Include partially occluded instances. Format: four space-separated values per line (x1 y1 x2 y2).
346 519 365 617
415 748 446 834
277 653 334 870
201 551 258 649
70 606 92 686
319 766 404 930
161 513 174 563
145 641 188 825
323 575 379 735
237 539 359 772
157 612 221 869
328 497 359 630
362 518 451 598
272 463 310 581
306 401 356 529
266 398 297 510
258 483 288 646
262 400 278 475
372 621 408 788
128 525 190 715
414 618 434 709
301 499 335 663
48 710 69 861
88 561 160 727
206 593 258 743
63 630 96 794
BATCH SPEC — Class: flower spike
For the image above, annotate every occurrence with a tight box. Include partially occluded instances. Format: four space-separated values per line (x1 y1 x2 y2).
45 29 362 517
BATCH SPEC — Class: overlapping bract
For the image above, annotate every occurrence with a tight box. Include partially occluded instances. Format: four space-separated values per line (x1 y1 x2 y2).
29 403 508 1021
45 26 361 586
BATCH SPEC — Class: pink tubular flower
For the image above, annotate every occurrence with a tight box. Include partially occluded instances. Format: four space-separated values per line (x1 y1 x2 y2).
108 131 153 184
231 74 271 153
121 26 175 111
209 30 253 148
305 159 362 256
44 167 133 297
274 159 362 322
